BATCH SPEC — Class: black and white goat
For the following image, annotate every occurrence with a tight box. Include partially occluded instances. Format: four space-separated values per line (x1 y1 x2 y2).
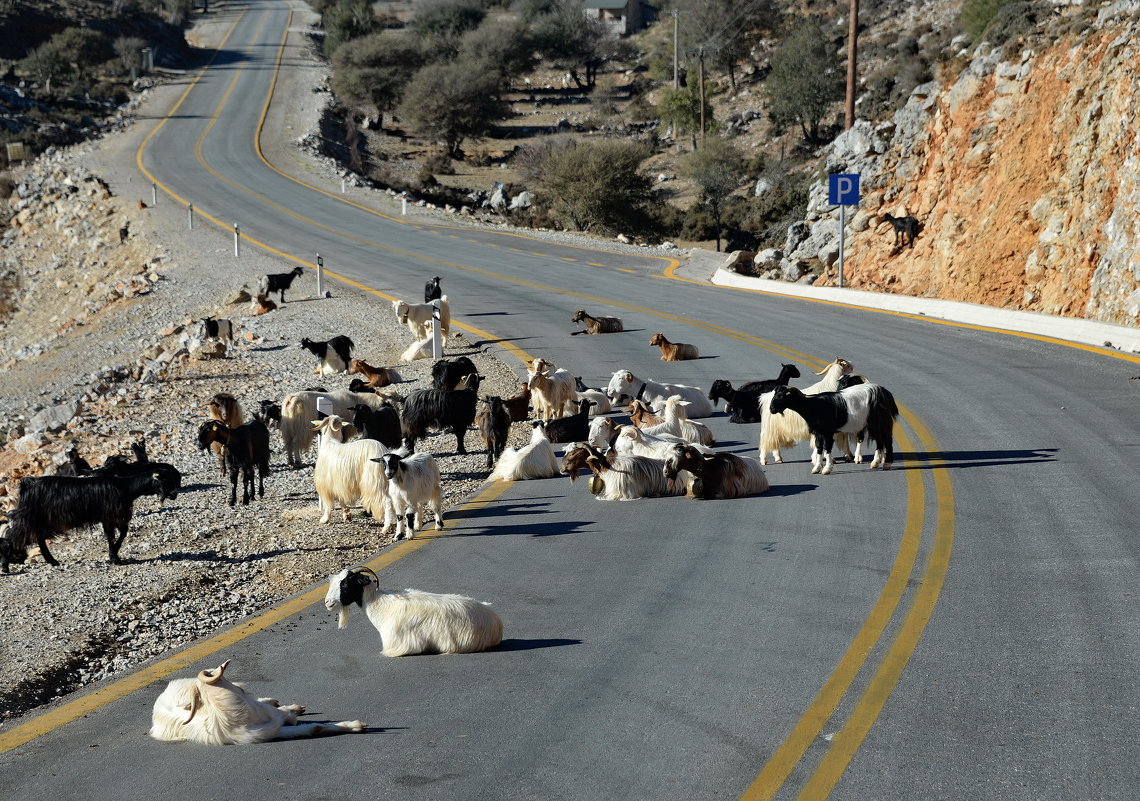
768 383 898 474
197 317 234 345
325 566 503 656
262 266 305 303
1 472 178 570
196 419 271 506
401 374 479 455
707 363 801 424
374 452 444 540
300 336 355 375
424 275 443 303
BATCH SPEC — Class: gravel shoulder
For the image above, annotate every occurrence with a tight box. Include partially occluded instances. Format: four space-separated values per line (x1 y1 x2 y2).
0 6 549 726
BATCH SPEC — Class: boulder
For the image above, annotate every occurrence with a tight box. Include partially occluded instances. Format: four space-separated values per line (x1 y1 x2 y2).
29 401 80 434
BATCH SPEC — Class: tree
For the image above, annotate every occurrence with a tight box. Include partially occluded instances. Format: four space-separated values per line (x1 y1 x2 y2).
321 0 378 56
658 84 714 149
681 136 744 252
764 22 844 142
21 39 73 93
677 0 776 91
331 34 425 127
114 36 148 80
458 19 537 87
411 0 486 52
526 138 655 233
533 1 630 89
396 58 509 157
52 28 113 80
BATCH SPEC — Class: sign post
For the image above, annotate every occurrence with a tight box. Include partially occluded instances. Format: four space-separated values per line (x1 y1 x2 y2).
316 254 324 298
431 300 443 360
828 173 860 288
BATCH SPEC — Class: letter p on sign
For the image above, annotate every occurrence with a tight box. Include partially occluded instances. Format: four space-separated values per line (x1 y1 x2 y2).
829 173 860 206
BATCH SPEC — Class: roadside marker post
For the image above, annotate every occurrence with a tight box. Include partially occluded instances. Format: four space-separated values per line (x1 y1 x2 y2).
187 203 193 229
401 192 408 216
431 300 443 359
233 222 240 258
829 173 860 288
151 182 157 206
316 254 324 298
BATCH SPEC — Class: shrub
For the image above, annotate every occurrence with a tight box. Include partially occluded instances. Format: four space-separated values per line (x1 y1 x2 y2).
423 150 455 174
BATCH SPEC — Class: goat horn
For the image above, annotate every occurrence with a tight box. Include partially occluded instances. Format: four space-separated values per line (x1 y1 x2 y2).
197 659 230 685
353 566 379 583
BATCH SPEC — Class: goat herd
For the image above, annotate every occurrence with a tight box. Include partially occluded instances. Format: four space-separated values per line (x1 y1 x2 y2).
0 278 902 745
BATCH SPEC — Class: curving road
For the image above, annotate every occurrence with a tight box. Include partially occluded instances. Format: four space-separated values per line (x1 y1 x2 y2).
3 2 1139 799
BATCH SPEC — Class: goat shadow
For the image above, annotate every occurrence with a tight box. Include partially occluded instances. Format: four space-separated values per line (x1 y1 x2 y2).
494 638 582 652
453 499 557 522
893 447 1058 471
466 311 513 317
763 483 819 498
459 520 593 539
250 343 291 352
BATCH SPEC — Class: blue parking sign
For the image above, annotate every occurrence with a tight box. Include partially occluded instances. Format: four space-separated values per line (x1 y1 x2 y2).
829 173 860 206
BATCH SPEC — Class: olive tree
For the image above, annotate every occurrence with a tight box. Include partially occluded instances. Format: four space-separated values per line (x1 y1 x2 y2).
764 21 844 142
396 57 509 157
331 34 425 127
681 136 744 252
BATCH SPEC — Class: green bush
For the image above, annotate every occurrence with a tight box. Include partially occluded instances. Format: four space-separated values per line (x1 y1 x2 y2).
423 150 455 174
959 0 1016 43
529 138 655 233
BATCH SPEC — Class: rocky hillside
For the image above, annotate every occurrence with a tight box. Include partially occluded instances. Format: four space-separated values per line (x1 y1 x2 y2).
760 1 1140 328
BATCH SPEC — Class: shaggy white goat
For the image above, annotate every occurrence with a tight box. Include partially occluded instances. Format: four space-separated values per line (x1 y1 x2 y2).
312 416 393 527
375 451 444 540
605 370 714 418
616 425 710 460
279 389 393 468
571 446 686 501
527 358 576 421
758 357 854 465
642 396 715 446
325 566 503 656
400 334 435 362
490 421 560 481
587 416 621 450
392 295 450 345
149 659 364 744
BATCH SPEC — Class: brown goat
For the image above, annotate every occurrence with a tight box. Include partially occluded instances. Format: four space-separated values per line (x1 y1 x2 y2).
649 333 699 361
571 309 624 335
206 393 244 477
348 359 401 389
251 293 277 316
626 399 664 429
663 444 769 500
558 443 608 483
502 381 532 422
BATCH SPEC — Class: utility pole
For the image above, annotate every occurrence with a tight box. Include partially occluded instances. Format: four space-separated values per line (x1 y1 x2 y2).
664 9 689 90
697 48 706 140
845 0 859 129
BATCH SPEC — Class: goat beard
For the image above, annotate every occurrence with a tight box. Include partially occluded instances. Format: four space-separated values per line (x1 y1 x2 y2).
337 605 351 630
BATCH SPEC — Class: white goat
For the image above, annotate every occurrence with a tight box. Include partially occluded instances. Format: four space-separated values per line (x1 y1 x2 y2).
400 334 434 362
392 295 450 345
279 389 391 468
758 357 854 465
375 451 443 540
527 358 576 421
573 446 686 501
616 425 711 460
574 377 612 415
605 370 714 418
311 416 393 527
490 421 560 481
587 416 621 450
149 659 364 744
325 566 503 656
642 396 715 446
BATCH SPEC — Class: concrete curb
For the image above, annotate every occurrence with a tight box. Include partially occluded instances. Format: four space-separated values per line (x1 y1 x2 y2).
684 251 1140 354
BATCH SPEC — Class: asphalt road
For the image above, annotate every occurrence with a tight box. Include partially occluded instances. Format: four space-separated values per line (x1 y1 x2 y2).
3 2 1139 799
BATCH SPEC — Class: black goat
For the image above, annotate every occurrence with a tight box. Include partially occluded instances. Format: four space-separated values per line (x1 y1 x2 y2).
542 398 595 443
256 399 282 428
424 275 443 303
882 213 921 249
769 384 898 475
263 266 305 302
300 336 354 374
1 472 177 570
349 401 403 448
91 450 183 499
52 444 93 477
196 420 271 506
431 356 478 391
401 374 479 455
475 396 511 469
707 363 801 424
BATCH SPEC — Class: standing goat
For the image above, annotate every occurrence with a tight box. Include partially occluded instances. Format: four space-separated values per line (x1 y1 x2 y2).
527 358 576 420
649 332 699 361
570 309 624 335
350 401 403 449
325 566 503 656
196 420 271 507
279 389 390 468
401 373 479 455
310 416 393 527
476 396 512 469
768 383 898 474
490 421 559 481
424 275 443 303
501 381 532 422
374 452 444 540
150 659 364 744
432 356 478 391
197 317 234 345
205 392 244 476
663 444 769 500
261 266 305 303
881 213 921 249
1 472 178 570
393 296 450 345
759 357 854 465
300 336 355 375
